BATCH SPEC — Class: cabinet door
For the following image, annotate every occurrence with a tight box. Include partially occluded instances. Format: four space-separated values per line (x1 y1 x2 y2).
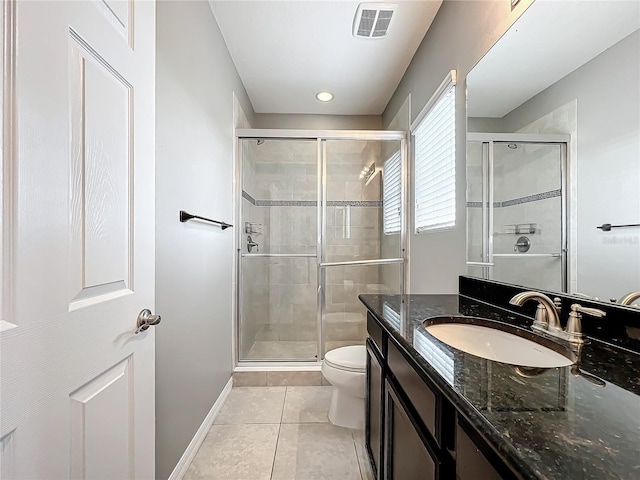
366 339 384 480
456 420 510 480
385 380 438 480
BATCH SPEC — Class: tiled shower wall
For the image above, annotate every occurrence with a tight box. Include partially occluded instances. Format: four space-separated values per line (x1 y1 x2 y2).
240 140 389 359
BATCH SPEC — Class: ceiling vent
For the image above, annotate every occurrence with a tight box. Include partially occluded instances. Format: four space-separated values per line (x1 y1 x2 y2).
353 3 397 39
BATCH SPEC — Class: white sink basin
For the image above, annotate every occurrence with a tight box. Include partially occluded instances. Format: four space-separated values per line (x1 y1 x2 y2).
425 322 574 368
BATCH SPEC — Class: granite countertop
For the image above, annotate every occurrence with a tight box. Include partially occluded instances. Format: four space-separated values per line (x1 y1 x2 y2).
359 293 640 480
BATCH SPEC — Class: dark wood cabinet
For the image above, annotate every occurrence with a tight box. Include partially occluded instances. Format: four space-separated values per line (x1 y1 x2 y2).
385 380 438 480
366 339 384 480
456 418 515 480
365 319 512 480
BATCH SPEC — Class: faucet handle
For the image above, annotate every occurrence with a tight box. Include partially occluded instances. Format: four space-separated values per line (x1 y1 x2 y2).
570 304 606 318
566 303 606 344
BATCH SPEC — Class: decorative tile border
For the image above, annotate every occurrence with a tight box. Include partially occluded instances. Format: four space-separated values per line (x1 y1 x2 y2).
329 200 383 207
466 189 561 208
242 190 257 205
501 189 561 207
242 191 381 208
256 199 317 207
466 201 496 208
467 201 502 208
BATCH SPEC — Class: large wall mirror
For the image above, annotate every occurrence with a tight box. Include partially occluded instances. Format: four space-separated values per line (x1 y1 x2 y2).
465 1 640 306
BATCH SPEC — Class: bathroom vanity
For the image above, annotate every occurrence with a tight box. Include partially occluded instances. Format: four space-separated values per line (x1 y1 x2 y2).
360 277 640 480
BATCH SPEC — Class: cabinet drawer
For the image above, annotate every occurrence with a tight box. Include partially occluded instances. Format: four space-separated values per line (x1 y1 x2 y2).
367 313 384 354
387 340 438 443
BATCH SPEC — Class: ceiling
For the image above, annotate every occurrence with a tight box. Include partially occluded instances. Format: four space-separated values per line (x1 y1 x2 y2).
467 0 640 118
209 1 443 115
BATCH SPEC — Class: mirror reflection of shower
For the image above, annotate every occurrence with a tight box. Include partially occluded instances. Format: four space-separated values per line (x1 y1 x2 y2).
466 133 568 293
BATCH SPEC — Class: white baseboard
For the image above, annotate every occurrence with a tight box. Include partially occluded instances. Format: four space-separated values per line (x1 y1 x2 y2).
168 377 233 480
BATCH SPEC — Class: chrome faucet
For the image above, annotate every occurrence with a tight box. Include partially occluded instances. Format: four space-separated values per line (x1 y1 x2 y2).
618 291 640 307
509 291 562 331
509 291 606 345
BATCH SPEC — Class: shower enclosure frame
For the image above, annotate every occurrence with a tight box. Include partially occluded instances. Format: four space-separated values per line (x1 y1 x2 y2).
234 129 408 367
466 132 570 292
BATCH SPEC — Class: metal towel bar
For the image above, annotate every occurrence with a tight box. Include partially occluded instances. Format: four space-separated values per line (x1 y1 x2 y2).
596 223 640 231
179 210 232 230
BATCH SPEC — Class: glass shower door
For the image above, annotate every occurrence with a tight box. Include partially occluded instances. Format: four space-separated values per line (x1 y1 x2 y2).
491 141 565 291
239 138 319 361
320 138 405 358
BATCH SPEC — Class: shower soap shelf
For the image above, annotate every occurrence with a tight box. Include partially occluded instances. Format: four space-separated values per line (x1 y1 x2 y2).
505 223 537 235
245 222 263 235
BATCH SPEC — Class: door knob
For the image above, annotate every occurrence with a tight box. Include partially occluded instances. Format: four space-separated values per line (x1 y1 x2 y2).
135 309 161 334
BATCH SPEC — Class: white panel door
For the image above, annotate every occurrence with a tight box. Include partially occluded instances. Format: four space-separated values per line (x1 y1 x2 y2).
0 0 156 478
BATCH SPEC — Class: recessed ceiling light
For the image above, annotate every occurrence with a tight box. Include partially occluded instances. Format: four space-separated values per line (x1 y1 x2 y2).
316 91 334 102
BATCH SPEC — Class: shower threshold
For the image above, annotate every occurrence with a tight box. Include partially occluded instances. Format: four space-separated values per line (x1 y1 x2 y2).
233 363 328 387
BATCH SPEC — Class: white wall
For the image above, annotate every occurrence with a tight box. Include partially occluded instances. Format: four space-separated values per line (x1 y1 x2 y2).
383 0 534 293
155 1 254 478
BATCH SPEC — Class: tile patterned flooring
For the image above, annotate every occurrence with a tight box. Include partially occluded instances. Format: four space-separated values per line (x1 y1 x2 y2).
184 386 373 480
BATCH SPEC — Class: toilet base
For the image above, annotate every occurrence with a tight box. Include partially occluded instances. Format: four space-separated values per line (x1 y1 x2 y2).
328 388 364 430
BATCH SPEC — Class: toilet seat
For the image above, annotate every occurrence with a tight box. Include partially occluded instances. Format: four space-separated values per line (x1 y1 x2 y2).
324 345 365 373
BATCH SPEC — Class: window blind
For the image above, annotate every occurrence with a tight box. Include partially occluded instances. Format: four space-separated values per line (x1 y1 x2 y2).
412 71 456 233
382 151 401 235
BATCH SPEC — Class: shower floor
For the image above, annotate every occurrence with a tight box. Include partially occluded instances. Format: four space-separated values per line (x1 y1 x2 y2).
244 311 368 360
246 340 361 360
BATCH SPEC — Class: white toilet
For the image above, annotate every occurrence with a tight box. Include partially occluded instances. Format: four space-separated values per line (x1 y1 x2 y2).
321 345 366 429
